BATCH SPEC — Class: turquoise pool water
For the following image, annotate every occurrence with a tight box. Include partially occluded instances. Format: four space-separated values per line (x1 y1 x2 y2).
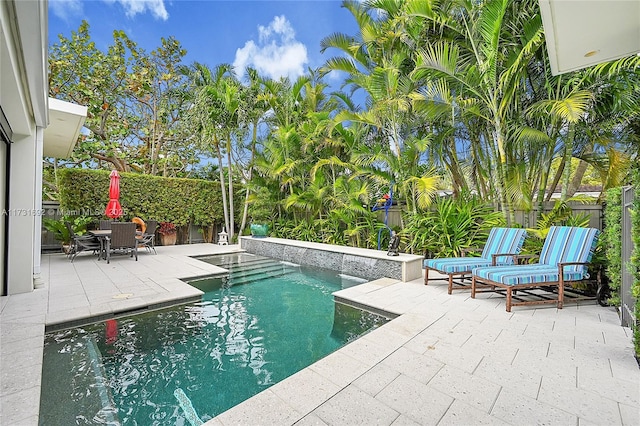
40 254 389 425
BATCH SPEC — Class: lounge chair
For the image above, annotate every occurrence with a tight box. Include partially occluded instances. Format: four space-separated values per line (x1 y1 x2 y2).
424 227 527 294
137 220 157 254
105 222 138 264
471 226 600 312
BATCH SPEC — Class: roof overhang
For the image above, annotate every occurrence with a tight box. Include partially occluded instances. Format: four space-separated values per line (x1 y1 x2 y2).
539 0 640 75
43 98 87 158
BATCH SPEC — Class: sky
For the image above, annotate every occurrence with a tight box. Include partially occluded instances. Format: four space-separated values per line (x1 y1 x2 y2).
48 0 361 84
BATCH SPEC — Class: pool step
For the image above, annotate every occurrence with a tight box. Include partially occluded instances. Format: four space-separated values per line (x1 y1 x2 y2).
199 253 271 269
225 258 279 274
227 262 296 284
229 267 297 287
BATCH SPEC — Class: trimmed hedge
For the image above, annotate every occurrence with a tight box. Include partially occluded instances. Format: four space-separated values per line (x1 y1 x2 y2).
603 187 623 306
630 165 640 357
56 168 224 226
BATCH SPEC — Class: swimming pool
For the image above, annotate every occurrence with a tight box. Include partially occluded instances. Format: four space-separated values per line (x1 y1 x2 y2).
40 253 389 425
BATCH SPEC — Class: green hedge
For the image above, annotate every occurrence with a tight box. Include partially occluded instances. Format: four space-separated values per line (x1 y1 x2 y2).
603 187 623 306
56 168 224 226
630 165 640 357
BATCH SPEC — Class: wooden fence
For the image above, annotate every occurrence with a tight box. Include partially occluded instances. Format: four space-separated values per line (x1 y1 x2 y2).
380 202 603 230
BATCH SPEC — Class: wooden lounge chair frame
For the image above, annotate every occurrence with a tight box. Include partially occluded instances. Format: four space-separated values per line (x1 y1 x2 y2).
471 226 600 312
424 227 527 294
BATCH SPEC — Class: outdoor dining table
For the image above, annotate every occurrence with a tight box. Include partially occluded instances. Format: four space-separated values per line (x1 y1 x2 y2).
88 229 111 260
89 229 143 260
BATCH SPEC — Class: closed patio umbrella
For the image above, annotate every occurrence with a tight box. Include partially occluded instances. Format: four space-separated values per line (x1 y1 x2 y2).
105 170 123 218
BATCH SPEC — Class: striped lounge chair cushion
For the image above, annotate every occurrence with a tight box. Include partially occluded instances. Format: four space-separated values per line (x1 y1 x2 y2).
424 227 527 273
473 226 600 286
480 227 527 263
425 257 494 274
472 264 585 285
538 226 600 271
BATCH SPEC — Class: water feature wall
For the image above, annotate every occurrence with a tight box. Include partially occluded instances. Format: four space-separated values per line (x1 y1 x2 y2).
239 237 423 282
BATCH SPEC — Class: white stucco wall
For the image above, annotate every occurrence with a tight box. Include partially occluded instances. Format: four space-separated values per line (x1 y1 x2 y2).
0 0 48 294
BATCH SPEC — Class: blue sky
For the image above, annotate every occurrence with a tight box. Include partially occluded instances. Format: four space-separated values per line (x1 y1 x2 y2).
48 0 360 83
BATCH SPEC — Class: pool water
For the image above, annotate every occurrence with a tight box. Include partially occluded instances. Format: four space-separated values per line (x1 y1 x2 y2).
40 253 389 425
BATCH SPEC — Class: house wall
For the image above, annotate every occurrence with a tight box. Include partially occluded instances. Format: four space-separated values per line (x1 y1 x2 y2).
0 0 48 295
0 129 7 293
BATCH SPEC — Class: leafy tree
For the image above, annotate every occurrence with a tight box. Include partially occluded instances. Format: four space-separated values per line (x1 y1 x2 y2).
49 21 194 175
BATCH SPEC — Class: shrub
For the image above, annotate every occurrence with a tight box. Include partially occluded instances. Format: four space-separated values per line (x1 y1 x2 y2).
603 187 623 306
56 168 224 226
403 195 506 257
630 164 640 358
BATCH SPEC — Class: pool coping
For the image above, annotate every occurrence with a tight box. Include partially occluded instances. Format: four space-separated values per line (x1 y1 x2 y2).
2 243 638 425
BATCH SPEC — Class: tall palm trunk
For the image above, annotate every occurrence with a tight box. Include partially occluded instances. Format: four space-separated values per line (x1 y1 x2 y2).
560 122 576 201
493 117 515 225
215 136 230 236
238 122 258 237
567 144 592 198
226 133 235 242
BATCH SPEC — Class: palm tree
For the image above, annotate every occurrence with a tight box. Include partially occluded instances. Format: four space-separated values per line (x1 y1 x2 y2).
183 62 238 238
409 0 545 223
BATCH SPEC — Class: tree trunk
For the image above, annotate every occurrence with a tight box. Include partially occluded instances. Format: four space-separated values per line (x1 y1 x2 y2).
545 156 565 202
493 118 514 225
226 134 235 242
567 143 592 198
560 122 576 202
238 122 258 237
215 138 229 236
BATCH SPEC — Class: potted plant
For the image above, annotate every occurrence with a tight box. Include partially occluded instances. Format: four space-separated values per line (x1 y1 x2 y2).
249 189 272 238
158 222 177 246
43 215 93 253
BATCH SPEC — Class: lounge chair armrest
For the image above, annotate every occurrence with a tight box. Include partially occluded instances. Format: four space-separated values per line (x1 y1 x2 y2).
558 261 589 270
557 261 590 281
490 253 520 265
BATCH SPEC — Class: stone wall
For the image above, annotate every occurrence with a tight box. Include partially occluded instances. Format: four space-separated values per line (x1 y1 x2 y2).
240 237 423 282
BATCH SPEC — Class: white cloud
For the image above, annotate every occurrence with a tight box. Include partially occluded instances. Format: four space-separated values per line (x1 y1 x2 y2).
49 0 84 21
234 15 308 81
50 0 169 21
105 0 169 20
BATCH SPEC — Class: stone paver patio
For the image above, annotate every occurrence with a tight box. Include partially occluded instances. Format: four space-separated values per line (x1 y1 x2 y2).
1 243 637 425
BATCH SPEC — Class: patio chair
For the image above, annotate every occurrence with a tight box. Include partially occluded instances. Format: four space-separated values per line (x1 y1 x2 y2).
99 220 113 230
424 227 527 294
471 226 600 312
65 222 101 262
137 220 157 254
105 222 138 264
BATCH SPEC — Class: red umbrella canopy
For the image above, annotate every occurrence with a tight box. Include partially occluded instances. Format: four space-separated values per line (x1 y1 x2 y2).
105 170 123 219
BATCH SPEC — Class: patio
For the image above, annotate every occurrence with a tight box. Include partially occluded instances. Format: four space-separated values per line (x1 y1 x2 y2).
1 243 638 425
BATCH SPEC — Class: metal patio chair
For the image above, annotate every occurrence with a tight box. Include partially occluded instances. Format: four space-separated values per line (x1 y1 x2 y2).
65 221 101 262
137 219 157 254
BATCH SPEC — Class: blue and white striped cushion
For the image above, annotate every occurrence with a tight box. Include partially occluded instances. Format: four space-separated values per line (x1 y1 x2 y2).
538 226 600 275
473 226 600 286
424 227 527 273
425 257 494 273
481 227 527 263
472 264 585 285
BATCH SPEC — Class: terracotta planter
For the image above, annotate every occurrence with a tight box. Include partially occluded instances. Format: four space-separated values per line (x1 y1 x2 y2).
160 233 177 246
